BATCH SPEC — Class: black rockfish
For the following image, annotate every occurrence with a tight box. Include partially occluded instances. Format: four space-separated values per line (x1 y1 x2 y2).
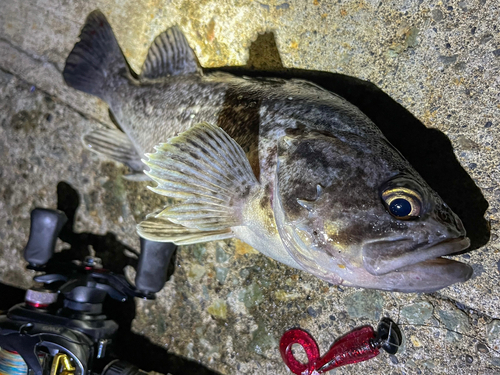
63 10 472 292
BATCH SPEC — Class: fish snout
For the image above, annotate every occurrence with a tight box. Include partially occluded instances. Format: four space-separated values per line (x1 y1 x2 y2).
451 212 466 238
435 202 467 238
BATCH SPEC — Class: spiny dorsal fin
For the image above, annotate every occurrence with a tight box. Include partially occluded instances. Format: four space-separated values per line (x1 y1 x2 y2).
141 123 259 232
140 26 201 79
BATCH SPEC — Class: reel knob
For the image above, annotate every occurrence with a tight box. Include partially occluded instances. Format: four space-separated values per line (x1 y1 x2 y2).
24 208 67 267
25 287 58 308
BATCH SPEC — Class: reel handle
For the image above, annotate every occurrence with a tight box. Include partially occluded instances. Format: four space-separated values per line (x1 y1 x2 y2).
135 238 176 295
23 208 67 267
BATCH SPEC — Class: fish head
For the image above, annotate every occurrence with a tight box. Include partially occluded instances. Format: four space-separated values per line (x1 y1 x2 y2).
273 129 471 292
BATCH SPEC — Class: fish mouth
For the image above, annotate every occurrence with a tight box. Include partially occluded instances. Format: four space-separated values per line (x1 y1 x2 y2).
362 236 471 276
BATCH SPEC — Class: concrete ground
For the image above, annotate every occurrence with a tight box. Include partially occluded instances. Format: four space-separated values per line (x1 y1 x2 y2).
1 0 499 374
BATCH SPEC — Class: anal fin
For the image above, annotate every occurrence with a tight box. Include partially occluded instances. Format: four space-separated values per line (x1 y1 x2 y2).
83 128 144 172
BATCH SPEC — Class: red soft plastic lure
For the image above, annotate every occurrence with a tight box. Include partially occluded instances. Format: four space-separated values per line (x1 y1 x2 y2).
280 318 400 374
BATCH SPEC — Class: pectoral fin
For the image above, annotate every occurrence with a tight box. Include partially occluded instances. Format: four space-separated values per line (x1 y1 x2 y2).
139 122 260 242
137 215 234 244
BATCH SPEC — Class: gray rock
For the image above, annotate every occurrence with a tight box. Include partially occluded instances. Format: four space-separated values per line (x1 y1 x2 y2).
432 9 444 21
192 245 207 263
486 319 500 346
439 54 458 65
344 290 384 320
400 302 434 325
307 306 318 317
421 359 436 369
275 3 289 10
248 322 277 355
238 282 264 309
476 343 489 353
490 357 500 367
438 309 471 342
215 266 229 284
215 244 231 263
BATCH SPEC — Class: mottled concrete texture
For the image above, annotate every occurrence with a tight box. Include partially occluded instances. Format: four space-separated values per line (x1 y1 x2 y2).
1 0 500 374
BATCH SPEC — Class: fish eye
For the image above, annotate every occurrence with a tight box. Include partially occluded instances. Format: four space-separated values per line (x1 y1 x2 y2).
381 187 422 220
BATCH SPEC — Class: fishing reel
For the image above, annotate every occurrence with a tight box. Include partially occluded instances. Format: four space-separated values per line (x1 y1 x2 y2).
0 208 176 375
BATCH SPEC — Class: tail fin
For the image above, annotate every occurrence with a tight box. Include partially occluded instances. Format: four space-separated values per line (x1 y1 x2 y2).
63 10 127 100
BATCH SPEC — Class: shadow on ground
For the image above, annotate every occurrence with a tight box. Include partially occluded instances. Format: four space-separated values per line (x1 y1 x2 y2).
207 32 490 251
56 182 218 375
0 181 219 375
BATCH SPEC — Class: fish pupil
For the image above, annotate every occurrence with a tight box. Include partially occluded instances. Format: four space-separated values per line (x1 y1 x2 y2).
389 198 412 217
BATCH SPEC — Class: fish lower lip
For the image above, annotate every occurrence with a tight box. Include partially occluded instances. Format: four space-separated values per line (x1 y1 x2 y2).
392 257 473 293
363 236 471 276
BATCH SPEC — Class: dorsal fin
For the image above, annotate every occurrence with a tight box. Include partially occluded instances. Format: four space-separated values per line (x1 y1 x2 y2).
140 26 201 79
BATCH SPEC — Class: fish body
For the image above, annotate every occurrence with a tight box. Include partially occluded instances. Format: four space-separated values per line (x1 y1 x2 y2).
64 10 472 292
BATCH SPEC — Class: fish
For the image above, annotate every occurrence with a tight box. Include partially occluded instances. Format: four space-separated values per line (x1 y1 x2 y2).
63 10 472 292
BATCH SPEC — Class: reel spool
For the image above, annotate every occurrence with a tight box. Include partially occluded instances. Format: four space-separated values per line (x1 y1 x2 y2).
0 348 28 375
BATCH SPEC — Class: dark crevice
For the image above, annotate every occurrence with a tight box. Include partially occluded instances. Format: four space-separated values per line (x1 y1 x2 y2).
0 37 63 73
429 292 499 321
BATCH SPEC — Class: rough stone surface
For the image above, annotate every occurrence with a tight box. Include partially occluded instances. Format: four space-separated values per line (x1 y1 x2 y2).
487 319 500 349
401 301 434 325
344 290 385 320
1 0 500 374
438 309 471 342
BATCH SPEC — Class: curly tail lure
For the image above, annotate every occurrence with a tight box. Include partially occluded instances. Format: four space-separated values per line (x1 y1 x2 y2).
280 317 401 374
